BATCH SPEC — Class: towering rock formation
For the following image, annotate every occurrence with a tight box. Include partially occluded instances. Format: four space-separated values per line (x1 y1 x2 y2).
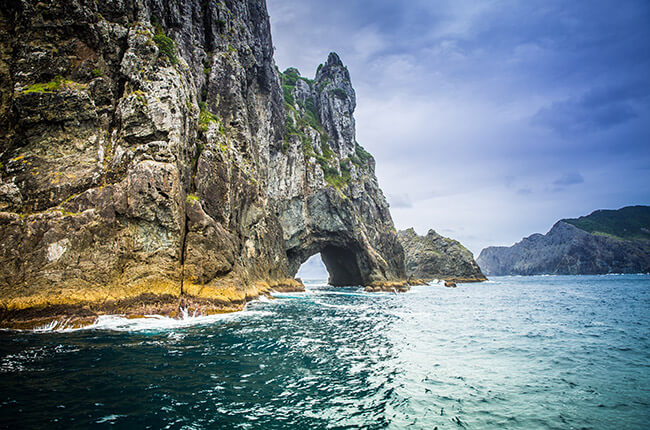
0 0 405 327
271 57 405 287
398 228 486 282
477 206 650 275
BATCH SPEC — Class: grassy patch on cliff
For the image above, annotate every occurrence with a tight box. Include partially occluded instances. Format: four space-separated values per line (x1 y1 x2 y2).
153 23 178 64
350 142 373 168
198 102 224 134
281 68 300 86
20 76 87 94
283 111 308 151
563 206 650 241
324 173 347 189
281 68 300 106
280 66 331 152
283 85 295 105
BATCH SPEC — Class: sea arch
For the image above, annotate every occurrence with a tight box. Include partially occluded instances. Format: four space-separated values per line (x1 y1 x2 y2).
279 190 384 287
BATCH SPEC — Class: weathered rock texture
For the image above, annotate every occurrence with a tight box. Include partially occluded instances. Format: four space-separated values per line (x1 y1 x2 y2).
272 57 405 288
477 206 650 276
398 228 486 282
0 0 406 327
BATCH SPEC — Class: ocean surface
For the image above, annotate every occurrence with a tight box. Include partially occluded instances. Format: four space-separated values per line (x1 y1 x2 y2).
1 275 649 429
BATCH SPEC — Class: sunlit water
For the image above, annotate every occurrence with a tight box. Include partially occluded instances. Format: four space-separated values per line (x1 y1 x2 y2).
1 275 649 429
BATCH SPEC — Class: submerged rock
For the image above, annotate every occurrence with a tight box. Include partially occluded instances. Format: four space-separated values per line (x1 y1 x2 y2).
363 280 410 293
397 228 486 283
0 0 406 327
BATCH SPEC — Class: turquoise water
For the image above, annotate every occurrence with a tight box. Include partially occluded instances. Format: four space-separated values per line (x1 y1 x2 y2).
1 275 649 429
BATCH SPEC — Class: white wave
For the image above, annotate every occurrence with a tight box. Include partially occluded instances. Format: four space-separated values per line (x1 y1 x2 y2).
270 291 309 299
302 281 330 288
30 307 273 333
33 320 63 332
96 414 126 424
312 300 357 310
306 290 368 297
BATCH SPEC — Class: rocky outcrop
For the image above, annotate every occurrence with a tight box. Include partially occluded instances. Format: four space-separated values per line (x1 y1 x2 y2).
271 56 405 288
397 228 486 282
0 0 406 327
477 206 650 275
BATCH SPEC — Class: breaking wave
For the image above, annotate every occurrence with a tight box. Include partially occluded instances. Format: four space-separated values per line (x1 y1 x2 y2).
31 305 273 333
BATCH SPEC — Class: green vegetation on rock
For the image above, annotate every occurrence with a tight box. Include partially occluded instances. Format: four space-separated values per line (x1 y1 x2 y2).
281 68 300 106
331 88 347 100
350 142 373 167
340 159 352 182
563 206 650 241
132 89 147 105
324 172 348 190
321 142 333 159
281 67 331 149
198 102 220 133
279 67 362 192
282 85 294 105
153 23 178 64
281 68 300 86
20 76 87 95
283 109 309 150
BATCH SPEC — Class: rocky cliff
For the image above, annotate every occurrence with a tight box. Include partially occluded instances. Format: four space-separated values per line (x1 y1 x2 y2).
477 206 650 275
0 0 406 327
273 57 406 288
398 228 486 282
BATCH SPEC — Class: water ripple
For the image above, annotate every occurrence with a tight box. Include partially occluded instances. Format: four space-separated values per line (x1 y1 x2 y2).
0 275 649 429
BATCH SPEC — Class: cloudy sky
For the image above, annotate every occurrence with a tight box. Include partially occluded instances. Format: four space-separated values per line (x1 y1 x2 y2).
268 0 650 256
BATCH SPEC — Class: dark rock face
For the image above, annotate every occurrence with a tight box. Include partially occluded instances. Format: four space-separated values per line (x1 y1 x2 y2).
477 208 650 276
0 0 406 326
397 228 486 282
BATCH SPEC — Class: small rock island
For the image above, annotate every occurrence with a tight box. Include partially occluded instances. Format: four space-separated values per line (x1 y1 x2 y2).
398 228 486 283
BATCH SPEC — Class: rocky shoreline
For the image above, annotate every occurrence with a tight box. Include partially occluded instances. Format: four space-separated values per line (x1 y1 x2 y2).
0 0 409 327
1 278 305 330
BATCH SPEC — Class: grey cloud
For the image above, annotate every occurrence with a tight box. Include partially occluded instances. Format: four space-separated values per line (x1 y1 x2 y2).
531 83 650 135
553 172 584 186
517 187 532 195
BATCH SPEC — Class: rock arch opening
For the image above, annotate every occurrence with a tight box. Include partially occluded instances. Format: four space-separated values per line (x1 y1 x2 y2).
296 253 327 280
320 245 364 286
279 189 405 289
289 243 366 287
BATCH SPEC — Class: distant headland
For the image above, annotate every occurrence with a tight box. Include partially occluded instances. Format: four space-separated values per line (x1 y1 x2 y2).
477 206 650 276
